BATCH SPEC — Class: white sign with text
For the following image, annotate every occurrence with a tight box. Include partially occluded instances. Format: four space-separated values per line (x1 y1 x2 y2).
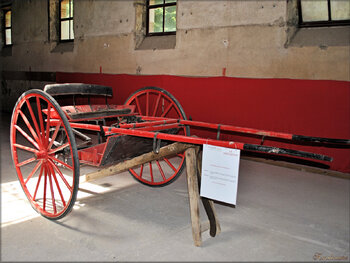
200 144 240 205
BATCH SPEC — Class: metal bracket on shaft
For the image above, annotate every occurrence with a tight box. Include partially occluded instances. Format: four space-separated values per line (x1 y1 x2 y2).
153 132 161 154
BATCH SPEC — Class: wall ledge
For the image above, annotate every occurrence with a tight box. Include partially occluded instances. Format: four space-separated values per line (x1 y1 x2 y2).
287 26 350 48
135 35 176 51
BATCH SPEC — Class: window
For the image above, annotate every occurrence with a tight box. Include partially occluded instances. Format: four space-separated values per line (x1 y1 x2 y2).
4 9 12 46
298 0 350 27
147 0 176 36
60 0 74 41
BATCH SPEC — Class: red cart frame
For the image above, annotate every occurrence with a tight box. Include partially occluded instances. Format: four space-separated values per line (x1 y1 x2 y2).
10 84 349 220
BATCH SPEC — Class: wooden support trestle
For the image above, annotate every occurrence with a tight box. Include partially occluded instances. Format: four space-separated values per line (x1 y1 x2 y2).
81 142 220 246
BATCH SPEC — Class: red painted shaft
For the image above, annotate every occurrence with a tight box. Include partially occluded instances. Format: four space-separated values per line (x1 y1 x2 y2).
117 119 178 129
67 121 245 150
105 123 182 135
143 116 293 140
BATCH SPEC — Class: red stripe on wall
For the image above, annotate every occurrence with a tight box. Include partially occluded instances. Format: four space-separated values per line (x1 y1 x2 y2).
56 72 350 173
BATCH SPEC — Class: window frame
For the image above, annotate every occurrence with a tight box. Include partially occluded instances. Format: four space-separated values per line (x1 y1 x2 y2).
297 0 350 27
146 0 177 36
59 0 74 42
3 7 12 46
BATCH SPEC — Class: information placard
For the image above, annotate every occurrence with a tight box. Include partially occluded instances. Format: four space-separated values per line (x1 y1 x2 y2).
200 144 240 205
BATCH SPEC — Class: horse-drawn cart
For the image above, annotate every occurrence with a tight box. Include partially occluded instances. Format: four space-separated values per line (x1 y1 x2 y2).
10 84 349 245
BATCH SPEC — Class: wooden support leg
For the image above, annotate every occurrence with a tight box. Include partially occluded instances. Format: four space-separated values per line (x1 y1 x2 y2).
196 150 221 237
185 147 202 246
185 147 221 247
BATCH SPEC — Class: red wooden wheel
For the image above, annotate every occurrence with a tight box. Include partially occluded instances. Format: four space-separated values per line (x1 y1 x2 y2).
10 89 79 220
125 87 190 187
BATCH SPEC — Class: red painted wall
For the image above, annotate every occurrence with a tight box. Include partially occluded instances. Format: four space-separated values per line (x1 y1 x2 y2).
56 72 350 173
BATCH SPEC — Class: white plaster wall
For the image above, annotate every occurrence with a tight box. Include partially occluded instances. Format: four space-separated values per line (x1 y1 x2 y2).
11 0 48 44
177 0 286 29
1 0 349 81
74 0 135 38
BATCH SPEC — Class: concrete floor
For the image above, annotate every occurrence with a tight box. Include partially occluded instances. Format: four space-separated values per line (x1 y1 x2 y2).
1 112 349 262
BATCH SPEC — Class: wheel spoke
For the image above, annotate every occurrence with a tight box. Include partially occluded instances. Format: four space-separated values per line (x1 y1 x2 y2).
49 142 69 154
43 164 48 211
47 164 57 214
135 97 142 116
149 162 154 183
45 105 52 148
47 162 66 207
152 93 161 117
17 157 36 167
33 164 44 200
15 125 40 150
25 98 42 145
48 159 73 192
18 110 41 145
24 160 42 185
14 143 39 154
160 102 173 117
139 164 144 178
36 96 45 142
156 160 166 181
48 121 62 150
146 92 149 116
163 157 177 172
49 155 73 170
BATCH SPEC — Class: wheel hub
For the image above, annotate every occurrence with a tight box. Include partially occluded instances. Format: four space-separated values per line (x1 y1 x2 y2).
36 150 49 160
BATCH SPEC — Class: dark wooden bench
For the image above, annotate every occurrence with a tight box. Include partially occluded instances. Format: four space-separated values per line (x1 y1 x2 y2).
44 83 132 120
44 83 113 97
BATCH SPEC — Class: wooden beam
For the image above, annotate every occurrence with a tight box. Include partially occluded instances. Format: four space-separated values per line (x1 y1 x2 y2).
81 142 195 182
